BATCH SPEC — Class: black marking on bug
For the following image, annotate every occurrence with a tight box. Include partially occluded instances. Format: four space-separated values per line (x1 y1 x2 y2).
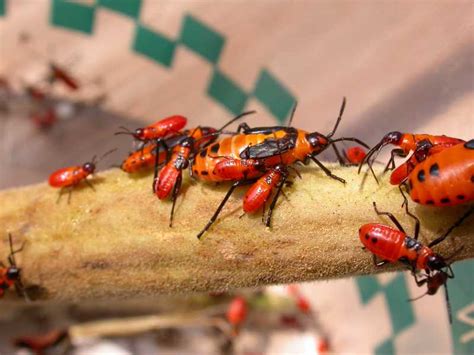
457 194 465 200
414 198 420 203
471 175 474 183
426 200 435 205
365 234 369 240
371 237 377 244
193 170 198 175
210 143 220 154
464 139 474 149
201 171 209 176
405 237 417 248
441 197 450 204
199 150 207 158
429 163 440 177
417 169 425 182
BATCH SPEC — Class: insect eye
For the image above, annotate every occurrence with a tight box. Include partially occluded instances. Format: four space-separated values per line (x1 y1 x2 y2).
384 131 403 144
135 128 144 138
6 267 20 280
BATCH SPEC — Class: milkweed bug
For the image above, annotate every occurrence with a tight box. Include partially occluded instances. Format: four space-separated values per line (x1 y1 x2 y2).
402 139 474 207
343 146 367 165
154 112 255 227
0 234 25 298
359 132 464 182
194 98 369 238
48 63 80 91
48 149 116 203
360 201 472 323
226 296 247 335
115 115 187 147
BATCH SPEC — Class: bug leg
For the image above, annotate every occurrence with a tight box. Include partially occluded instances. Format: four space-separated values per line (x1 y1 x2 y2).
398 185 420 239
331 143 347 166
373 202 406 233
237 122 252 134
153 139 168 193
56 188 64 203
67 187 73 204
261 201 266 224
309 155 345 184
197 181 244 239
169 173 182 228
428 207 474 248
84 179 95 192
412 272 429 287
265 175 288 228
384 149 406 172
372 254 389 267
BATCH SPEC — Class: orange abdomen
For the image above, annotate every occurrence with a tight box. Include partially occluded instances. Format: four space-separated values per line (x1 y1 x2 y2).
48 167 86 188
243 170 281 213
408 141 474 206
359 223 408 262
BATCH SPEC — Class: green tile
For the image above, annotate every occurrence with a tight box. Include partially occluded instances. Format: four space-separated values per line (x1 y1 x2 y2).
98 0 142 19
356 276 382 304
449 260 474 355
179 14 224 64
207 69 248 115
385 274 415 335
375 338 395 355
0 0 5 16
133 24 176 67
50 0 96 34
253 69 295 124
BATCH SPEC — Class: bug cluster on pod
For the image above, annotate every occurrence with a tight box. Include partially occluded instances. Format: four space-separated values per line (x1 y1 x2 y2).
4 99 473 324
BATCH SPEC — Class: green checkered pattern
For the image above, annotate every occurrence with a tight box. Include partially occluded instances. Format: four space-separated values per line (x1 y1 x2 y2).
47 0 295 123
357 273 415 355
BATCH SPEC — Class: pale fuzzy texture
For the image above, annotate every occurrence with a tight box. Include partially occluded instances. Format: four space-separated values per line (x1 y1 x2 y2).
0 165 472 301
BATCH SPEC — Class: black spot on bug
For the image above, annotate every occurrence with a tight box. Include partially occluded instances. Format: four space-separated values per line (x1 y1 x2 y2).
406 238 416 248
199 150 207 158
441 197 450 204
471 175 474 183
457 194 465 200
193 170 198 175
371 237 377 244
414 199 420 203
365 234 369 240
192 159 197 166
429 163 439 177
417 169 425 182
201 171 209 176
426 200 434 205
464 139 474 149
210 143 220 154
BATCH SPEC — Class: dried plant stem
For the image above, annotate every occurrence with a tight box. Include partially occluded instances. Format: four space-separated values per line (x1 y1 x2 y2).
0 165 472 301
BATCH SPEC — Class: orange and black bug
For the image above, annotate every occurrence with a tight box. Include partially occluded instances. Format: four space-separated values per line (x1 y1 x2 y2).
194 98 369 238
360 201 472 323
154 112 256 227
48 63 80 91
343 146 367 166
359 132 464 182
49 149 116 203
120 143 164 173
115 115 187 146
0 234 25 298
403 139 474 207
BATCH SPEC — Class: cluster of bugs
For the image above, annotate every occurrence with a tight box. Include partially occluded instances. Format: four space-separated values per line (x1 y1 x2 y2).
9 97 469 324
359 134 474 322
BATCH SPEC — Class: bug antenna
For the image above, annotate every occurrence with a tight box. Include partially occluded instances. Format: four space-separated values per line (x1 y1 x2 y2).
97 148 118 164
218 110 256 132
8 233 16 266
114 126 134 136
444 284 453 324
327 97 346 138
408 292 428 302
287 101 298 128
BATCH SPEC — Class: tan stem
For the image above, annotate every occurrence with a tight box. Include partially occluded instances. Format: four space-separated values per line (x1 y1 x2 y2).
0 166 472 301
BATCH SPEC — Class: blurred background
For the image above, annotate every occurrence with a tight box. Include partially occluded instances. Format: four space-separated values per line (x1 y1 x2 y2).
0 0 472 354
